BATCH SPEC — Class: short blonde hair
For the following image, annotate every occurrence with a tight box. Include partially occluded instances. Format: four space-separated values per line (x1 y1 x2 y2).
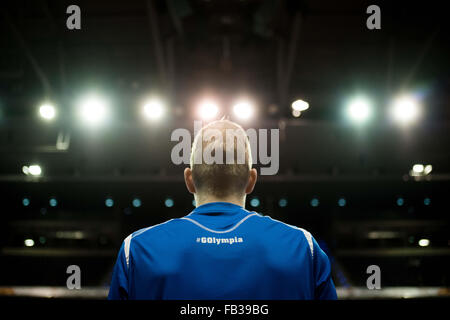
190 120 252 198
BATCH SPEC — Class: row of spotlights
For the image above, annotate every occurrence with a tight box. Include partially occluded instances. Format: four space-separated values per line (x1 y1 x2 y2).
197 99 254 121
38 96 166 124
20 195 432 212
36 94 421 125
345 94 421 125
37 97 256 124
24 235 434 249
22 197 143 208
22 163 433 183
248 196 431 208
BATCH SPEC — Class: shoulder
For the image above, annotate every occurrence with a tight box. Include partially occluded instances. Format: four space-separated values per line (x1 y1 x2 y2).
254 213 314 257
120 218 184 267
123 218 186 250
128 218 184 241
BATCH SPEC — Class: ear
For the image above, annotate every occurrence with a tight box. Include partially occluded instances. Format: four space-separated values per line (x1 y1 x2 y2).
184 167 196 194
245 168 257 194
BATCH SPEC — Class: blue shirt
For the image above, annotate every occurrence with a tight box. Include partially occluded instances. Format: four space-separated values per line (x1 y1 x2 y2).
108 202 337 300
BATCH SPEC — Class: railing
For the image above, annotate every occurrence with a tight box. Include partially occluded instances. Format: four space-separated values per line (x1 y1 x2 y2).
1 286 449 299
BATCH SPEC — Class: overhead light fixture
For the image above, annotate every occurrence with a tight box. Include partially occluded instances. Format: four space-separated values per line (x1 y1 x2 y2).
291 99 309 112
24 239 35 247
39 103 56 120
424 165 432 175
346 96 373 124
233 100 254 120
79 95 109 125
409 164 432 177
143 98 165 120
390 95 421 125
198 99 219 120
22 165 42 176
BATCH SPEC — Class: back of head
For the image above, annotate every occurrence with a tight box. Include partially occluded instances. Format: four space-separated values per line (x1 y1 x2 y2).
190 119 252 199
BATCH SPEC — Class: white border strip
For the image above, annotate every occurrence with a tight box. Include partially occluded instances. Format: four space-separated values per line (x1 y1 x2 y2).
124 234 132 268
299 228 314 258
180 213 258 234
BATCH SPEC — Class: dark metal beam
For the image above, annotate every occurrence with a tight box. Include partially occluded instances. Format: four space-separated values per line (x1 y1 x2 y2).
1 10 53 97
146 0 167 90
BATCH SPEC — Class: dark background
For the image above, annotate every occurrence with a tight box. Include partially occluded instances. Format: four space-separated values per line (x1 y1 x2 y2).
0 0 449 292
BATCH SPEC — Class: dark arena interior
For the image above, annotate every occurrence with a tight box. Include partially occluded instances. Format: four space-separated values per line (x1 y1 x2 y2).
0 0 449 300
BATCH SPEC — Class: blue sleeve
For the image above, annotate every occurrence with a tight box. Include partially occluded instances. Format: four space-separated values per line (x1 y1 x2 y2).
312 237 338 300
107 241 129 300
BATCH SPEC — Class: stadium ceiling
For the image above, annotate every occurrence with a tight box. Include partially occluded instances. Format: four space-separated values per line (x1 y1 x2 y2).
0 0 448 120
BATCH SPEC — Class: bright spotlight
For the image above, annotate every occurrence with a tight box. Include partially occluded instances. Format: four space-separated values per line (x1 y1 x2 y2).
413 164 424 173
418 238 430 247
24 239 35 247
22 165 42 176
79 96 108 125
198 100 219 120
143 98 164 120
292 99 309 112
233 101 254 120
410 163 432 177
390 95 420 125
346 97 372 123
39 103 56 120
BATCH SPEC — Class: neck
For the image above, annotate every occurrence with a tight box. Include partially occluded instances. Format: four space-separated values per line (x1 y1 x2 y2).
195 194 246 208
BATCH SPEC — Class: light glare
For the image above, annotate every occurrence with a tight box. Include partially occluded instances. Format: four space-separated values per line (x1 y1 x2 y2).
413 164 424 173
23 165 42 176
198 100 219 120
391 95 420 125
292 99 309 112
39 104 56 120
233 101 254 120
24 239 35 247
80 96 108 124
418 239 430 247
143 99 164 120
347 97 372 123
